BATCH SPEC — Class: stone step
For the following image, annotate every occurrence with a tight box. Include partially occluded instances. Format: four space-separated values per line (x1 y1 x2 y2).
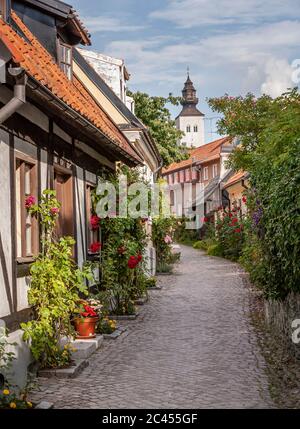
71 335 104 360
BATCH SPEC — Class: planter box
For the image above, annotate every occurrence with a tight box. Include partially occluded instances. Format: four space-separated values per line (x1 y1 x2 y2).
147 285 162 291
108 312 139 321
103 327 127 340
37 359 89 379
134 296 149 306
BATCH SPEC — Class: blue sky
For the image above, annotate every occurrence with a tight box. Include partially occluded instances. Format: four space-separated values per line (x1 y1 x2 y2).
71 0 300 142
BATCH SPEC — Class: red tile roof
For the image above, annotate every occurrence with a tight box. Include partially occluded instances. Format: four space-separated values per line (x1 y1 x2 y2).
223 171 248 188
162 136 232 174
0 11 141 164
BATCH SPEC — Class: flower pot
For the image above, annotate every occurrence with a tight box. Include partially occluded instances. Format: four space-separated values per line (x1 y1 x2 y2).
74 317 99 340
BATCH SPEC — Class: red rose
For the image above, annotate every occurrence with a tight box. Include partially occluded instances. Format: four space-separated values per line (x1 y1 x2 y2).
90 215 101 230
235 228 241 233
128 256 138 269
25 195 36 209
232 218 238 224
90 242 102 254
50 207 59 215
137 254 143 262
242 196 247 203
202 217 209 223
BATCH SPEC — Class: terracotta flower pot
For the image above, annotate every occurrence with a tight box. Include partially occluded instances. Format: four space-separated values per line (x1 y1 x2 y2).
74 317 99 340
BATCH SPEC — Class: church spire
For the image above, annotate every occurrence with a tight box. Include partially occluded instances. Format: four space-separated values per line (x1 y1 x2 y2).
178 71 204 117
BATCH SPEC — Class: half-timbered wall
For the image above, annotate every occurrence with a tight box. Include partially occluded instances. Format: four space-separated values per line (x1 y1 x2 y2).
0 90 113 331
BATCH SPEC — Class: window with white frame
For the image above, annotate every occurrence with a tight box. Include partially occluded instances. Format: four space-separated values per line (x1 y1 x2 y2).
203 166 209 181
186 125 191 133
212 164 218 178
58 41 72 80
194 125 198 132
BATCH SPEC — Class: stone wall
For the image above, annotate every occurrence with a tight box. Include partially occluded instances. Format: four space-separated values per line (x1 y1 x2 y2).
265 293 300 359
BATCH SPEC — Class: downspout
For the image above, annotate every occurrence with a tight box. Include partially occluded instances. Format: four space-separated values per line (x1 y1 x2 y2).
0 67 27 124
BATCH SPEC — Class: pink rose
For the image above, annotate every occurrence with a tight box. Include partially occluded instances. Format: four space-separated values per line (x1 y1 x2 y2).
50 207 59 216
164 235 172 244
25 195 36 209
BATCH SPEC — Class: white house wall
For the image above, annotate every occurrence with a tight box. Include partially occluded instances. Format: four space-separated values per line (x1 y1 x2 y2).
0 129 13 318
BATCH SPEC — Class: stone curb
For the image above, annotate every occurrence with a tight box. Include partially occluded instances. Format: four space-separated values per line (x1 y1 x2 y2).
37 359 89 379
35 401 54 409
103 327 127 340
108 312 139 321
134 296 149 306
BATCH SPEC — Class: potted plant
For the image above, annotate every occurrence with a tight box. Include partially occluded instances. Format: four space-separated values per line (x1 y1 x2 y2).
21 190 91 370
97 317 117 335
73 299 102 339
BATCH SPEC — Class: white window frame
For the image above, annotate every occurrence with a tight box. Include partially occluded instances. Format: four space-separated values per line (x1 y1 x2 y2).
203 166 209 181
212 164 218 178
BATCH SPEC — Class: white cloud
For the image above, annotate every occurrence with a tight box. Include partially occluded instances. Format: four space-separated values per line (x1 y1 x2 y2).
105 20 300 96
150 0 300 28
261 58 294 97
82 16 145 33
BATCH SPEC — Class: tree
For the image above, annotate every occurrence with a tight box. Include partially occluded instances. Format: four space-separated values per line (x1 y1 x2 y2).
208 90 300 299
128 91 188 166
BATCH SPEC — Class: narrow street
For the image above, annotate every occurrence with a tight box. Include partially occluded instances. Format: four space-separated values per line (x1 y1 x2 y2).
32 246 273 409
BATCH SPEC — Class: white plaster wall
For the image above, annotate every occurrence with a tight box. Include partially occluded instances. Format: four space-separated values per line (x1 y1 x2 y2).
78 48 126 102
176 116 205 148
0 129 13 318
2 328 33 389
40 149 48 190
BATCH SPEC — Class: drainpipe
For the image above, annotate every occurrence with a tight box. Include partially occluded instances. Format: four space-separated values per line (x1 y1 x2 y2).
0 67 27 125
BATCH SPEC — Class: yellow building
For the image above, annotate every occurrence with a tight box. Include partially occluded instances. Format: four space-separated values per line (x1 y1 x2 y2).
222 171 250 215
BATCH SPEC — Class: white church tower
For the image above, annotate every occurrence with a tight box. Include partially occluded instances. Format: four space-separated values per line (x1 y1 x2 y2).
176 72 205 148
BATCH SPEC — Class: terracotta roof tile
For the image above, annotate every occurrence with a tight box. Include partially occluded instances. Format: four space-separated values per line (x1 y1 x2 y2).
0 12 141 164
163 136 231 174
223 171 247 188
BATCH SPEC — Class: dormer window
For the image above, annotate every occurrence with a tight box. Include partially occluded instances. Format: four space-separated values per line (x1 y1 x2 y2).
58 41 72 80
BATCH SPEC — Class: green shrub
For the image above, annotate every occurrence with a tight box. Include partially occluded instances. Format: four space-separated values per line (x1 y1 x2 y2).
208 90 300 299
157 262 173 274
145 277 157 288
193 240 210 250
21 191 90 369
207 244 224 257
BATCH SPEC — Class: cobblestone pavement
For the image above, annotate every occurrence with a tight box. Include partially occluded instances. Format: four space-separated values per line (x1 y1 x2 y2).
31 246 274 409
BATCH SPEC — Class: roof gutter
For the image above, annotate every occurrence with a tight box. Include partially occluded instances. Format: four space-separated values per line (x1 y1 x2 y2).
0 67 27 124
